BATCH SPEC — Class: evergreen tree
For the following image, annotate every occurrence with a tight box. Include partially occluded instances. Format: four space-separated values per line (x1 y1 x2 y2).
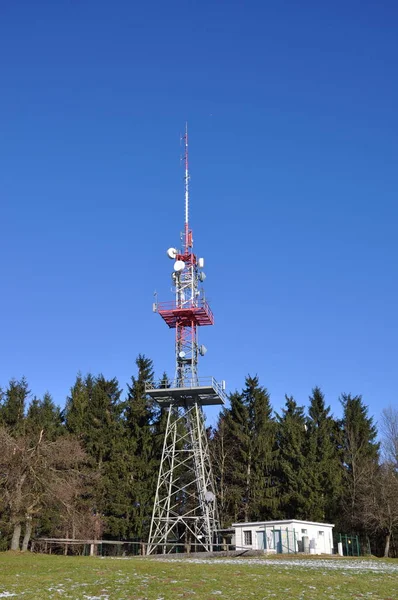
224 390 248 522
26 392 63 440
64 373 124 538
152 372 170 463
223 376 278 523
123 355 157 539
340 393 379 530
0 378 30 435
210 408 239 527
275 395 310 519
306 387 342 522
88 375 124 538
84 375 121 466
64 373 94 437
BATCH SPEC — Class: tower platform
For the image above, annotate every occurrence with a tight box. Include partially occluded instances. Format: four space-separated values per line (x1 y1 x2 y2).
156 300 214 328
145 376 226 407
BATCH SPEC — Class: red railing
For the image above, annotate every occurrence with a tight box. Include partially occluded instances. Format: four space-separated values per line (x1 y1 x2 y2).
156 299 214 327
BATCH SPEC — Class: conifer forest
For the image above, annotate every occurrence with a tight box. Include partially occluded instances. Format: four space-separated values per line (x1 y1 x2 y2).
1 355 397 558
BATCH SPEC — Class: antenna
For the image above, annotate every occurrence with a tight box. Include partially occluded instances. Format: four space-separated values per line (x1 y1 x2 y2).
183 122 190 252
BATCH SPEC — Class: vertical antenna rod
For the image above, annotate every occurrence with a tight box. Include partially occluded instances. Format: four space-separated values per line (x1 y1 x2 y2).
184 122 190 253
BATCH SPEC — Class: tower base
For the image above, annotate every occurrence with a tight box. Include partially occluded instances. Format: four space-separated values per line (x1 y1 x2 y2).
146 400 220 554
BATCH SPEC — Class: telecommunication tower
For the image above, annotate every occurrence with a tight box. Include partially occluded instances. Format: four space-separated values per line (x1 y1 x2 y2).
146 126 226 554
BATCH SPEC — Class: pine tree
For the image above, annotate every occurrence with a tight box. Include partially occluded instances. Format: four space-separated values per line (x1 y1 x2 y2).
123 355 157 539
26 392 63 440
64 373 125 538
152 371 170 467
276 395 310 519
89 375 124 538
0 378 30 435
64 373 93 437
340 393 379 530
223 376 278 523
306 387 342 522
223 389 251 522
210 409 233 527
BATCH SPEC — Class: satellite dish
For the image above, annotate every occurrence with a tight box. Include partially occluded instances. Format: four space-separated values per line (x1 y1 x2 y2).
205 491 215 503
167 247 178 259
174 260 185 272
199 345 207 356
179 351 186 359
198 271 206 282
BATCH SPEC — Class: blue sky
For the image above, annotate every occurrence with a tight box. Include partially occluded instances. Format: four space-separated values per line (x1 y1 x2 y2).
1 0 397 426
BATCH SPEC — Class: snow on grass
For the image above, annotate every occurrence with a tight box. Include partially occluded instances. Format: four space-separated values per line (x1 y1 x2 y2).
1 554 397 600
149 557 398 573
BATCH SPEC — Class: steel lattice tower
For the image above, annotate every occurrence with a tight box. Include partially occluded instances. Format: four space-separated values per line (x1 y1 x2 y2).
146 126 226 554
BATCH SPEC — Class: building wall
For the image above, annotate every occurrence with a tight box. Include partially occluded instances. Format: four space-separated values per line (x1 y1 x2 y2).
234 521 334 555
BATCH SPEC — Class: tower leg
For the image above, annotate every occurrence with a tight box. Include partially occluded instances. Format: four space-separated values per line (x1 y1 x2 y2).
147 403 219 554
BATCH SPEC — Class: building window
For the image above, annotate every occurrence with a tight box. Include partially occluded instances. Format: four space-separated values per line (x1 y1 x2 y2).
244 530 252 546
318 531 324 536
301 529 307 534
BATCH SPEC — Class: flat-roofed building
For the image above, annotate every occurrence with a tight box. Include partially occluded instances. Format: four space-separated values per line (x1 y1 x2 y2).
232 519 335 554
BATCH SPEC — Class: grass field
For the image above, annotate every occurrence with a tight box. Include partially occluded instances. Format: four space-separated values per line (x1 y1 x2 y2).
0 553 397 600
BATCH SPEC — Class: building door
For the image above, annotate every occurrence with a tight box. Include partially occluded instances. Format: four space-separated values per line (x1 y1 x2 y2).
273 529 282 553
317 531 326 553
257 531 265 550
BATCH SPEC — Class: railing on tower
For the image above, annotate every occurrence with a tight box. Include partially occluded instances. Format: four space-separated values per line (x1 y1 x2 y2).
155 299 214 328
145 376 227 404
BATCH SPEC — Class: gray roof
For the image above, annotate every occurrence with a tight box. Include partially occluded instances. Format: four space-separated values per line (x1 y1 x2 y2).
232 519 334 528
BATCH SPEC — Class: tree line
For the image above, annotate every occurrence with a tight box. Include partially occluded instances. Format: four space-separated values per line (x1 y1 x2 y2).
0 356 397 557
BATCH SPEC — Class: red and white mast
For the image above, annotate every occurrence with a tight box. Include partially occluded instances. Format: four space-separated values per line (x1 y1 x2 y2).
157 124 212 387
184 122 190 253
147 127 225 554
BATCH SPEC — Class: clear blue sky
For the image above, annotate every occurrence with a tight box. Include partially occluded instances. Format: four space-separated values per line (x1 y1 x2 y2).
1 1 397 426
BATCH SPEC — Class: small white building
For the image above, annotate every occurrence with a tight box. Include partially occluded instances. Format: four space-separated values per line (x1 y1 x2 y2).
232 519 335 555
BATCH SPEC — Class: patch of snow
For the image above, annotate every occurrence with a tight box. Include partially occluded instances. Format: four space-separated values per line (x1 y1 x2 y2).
147 557 398 574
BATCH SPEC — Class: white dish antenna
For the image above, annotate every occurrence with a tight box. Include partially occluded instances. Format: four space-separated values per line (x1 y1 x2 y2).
205 491 215 503
174 260 185 272
167 247 178 259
